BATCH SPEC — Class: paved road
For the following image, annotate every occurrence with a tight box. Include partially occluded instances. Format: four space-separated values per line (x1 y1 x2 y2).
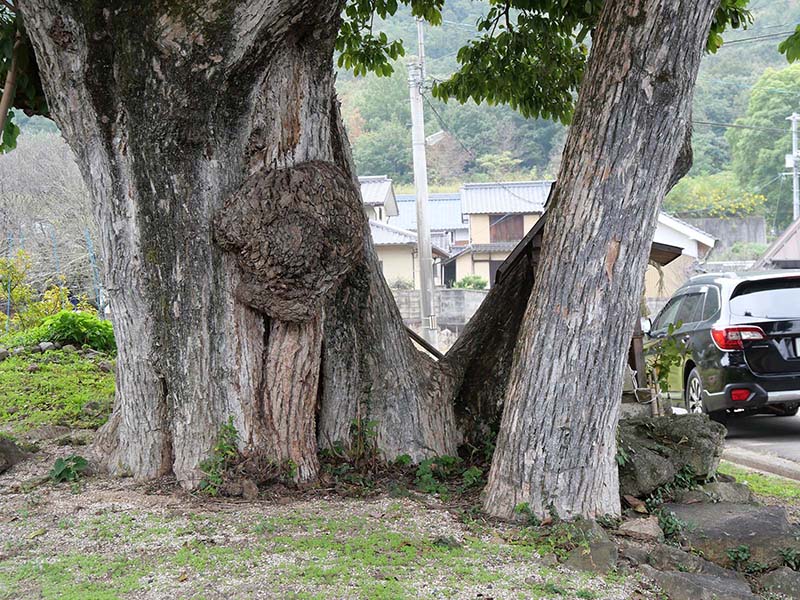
725 413 800 463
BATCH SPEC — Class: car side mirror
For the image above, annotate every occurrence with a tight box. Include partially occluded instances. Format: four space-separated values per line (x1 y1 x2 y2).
640 317 652 335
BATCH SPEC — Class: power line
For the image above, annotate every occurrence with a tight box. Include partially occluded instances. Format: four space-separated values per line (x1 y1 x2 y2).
719 30 796 46
692 120 786 133
752 173 784 193
420 92 547 225
696 77 800 96
440 18 475 31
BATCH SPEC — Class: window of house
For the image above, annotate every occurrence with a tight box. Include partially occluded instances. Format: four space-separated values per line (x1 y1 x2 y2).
489 214 524 242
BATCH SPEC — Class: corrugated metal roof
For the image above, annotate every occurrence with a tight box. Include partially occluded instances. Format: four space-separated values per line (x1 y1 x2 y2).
359 176 398 217
393 192 467 232
461 181 552 215
369 220 448 257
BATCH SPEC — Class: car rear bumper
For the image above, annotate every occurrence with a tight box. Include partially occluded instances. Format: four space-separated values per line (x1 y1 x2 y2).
704 383 800 412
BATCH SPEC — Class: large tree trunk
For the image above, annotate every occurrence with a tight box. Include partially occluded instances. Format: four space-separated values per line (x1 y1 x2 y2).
19 0 457 487
483 0 720 520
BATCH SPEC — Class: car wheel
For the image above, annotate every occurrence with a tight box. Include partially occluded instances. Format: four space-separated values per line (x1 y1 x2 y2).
684 369 705 415
776 403 799 417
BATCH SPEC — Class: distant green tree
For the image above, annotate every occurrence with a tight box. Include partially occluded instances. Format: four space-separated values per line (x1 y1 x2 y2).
727 64 800 229
664 171 768 218
352 119 413 181
476 151 522 180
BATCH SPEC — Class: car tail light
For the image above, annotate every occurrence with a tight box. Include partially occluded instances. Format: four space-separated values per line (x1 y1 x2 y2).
730 388 751 402
711 326 767 351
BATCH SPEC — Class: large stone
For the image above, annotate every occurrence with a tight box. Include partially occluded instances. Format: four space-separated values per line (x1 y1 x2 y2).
640 565 757 600
760 567 800 598
618 541 651 567
0 347 8 361
648 543 746 582
26 425 71 442
54 429 95 447
562 521 618 574
662 502 800 569
0 438 26 474
674 481 756 505
616 516 664 542
701 481 757 504
38 342 55 352
618 415 726 498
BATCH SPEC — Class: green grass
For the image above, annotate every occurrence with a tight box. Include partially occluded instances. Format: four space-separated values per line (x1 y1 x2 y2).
0 553 149 600
718 461 800 501
0 350 115 432
0 508 622 600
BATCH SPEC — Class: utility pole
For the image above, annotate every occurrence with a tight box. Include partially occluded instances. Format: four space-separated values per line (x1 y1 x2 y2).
409 19 438 347
788 113 800 222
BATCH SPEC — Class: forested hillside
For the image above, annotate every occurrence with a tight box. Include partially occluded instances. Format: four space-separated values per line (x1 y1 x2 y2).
12 1 800 227
340 0 800 230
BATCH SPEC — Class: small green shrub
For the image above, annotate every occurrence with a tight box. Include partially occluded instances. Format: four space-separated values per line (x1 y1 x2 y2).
726 544 751 570
780 547 800 571
657 510 686 544
596 514 622 529
615 443 630 467
645 465 698 512
199 418 240 496
348 418 380 464
453 275 487 290
41 311 115 353
647 321 685 394
394 454 412 467
49 455 88 483
513 502 541 526
415 455 462 497
461 466 483 489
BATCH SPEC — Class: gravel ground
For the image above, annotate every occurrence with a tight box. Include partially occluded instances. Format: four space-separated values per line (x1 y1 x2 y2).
0 443 659 600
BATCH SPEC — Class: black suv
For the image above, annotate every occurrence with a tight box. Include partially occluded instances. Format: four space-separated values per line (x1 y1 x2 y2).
644 271 800 421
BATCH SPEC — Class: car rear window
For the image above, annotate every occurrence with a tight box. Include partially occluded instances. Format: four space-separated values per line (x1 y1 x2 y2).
729 278 800 319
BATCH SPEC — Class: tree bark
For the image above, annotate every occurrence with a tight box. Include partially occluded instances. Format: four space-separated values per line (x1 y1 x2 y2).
18 0 457 487
483 0 720 520
0 28 21 146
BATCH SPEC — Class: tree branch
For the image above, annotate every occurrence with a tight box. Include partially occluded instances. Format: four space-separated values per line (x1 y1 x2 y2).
0 30 22 146
0 0 16 13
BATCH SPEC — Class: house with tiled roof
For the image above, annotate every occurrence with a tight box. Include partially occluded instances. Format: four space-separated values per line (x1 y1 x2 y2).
444 180 715 298
444 181 550 286
359 175 398 223
359 177 448 289
360 176 714 300
393 192 469 253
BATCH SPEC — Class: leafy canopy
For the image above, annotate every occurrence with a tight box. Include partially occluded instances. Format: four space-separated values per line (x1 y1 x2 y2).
0 0 764 151
338 0 755 124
